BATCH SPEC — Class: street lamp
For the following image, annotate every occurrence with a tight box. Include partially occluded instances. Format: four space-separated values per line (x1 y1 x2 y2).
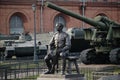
32 3 38 61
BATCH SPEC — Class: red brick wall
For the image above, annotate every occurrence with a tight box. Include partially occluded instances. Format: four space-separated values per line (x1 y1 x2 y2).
0 1 120 34
0 4 40 34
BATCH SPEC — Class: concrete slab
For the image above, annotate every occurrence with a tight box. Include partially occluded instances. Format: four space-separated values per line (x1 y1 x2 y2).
37 74 85 80
97 74 120 80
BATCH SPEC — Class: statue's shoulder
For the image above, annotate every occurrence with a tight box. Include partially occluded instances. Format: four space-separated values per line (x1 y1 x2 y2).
62 32 69 37
52 32 58 38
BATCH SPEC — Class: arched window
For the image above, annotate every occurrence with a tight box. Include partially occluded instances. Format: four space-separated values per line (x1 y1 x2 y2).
10 15 24 34
96 13 108 17
54 15 66 32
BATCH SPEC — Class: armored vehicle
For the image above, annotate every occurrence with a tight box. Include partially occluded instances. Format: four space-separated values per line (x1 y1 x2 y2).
45 2 120 64
0 33 47 59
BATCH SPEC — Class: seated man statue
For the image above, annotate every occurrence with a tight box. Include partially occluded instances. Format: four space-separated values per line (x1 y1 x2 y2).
44 23 71 75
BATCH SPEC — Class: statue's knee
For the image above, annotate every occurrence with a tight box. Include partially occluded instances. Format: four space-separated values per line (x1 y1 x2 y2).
60 52 66 58
44 56 46 60
44 56 49 61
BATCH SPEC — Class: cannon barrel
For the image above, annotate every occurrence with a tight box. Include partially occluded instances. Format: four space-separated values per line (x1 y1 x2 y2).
45 2 107 30
45 2 120 30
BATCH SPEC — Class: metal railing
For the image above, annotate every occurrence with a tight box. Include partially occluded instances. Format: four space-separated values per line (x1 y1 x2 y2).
0 59 46 80
0 59 119 80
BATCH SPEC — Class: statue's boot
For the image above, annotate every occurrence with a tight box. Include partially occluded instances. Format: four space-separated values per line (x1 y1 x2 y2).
50 65 55 74
44 70 51 74
44 60 52 74
44 66 52 74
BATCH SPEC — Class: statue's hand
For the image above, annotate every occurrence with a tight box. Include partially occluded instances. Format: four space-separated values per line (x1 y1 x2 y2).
60 52 66 57
55 48 62 53
47 51 54 57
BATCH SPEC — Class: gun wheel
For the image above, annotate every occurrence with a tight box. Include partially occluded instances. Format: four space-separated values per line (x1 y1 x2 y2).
109 48 120 64
80 48 96 64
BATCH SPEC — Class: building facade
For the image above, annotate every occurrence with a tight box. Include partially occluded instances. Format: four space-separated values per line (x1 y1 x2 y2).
0 0 120 34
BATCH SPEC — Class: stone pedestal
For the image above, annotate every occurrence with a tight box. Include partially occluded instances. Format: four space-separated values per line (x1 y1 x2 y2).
37 74 85 80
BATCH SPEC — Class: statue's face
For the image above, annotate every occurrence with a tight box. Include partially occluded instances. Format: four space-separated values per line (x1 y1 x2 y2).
56 26 63 31
56 23 63 32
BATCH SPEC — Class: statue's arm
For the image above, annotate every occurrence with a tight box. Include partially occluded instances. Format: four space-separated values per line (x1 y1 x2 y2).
47 35 55 55
62 34 71 52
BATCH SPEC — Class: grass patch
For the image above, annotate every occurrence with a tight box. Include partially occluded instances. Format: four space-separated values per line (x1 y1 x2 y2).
10 75 39 80
0 60 45 69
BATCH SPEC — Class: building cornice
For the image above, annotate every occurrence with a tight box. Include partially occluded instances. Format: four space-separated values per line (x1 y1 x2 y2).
86 2 120 8
0 0 35 5
0 0 119 8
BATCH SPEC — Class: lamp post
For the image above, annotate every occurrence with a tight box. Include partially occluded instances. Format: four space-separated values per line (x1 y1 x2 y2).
32 3 38 61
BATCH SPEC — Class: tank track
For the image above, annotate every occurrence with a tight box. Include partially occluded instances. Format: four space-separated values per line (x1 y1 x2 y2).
109 48 120 64
80 48 96 64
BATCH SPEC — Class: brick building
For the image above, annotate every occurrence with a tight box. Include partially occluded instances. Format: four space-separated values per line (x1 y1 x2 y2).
0 0 120 34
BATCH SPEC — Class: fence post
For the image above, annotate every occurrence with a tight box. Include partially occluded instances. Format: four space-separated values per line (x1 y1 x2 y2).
5 68 7 80
14 64 16 79
27 62 28 77
37 61 39 75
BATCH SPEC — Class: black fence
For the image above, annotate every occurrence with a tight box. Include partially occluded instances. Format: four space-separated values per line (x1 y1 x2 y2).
0 59 46 80
0 59 119 80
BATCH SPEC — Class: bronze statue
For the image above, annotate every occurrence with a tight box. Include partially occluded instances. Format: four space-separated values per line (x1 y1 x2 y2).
44 23 71 75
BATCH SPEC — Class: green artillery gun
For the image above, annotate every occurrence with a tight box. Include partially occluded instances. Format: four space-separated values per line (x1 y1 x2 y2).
45 2 120 64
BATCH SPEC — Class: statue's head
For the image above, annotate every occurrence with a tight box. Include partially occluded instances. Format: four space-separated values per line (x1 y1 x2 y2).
55 23 64 32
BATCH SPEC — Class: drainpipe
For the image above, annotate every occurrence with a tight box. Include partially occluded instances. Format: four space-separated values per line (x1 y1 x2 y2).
82 0 86 28
40 0 44 33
